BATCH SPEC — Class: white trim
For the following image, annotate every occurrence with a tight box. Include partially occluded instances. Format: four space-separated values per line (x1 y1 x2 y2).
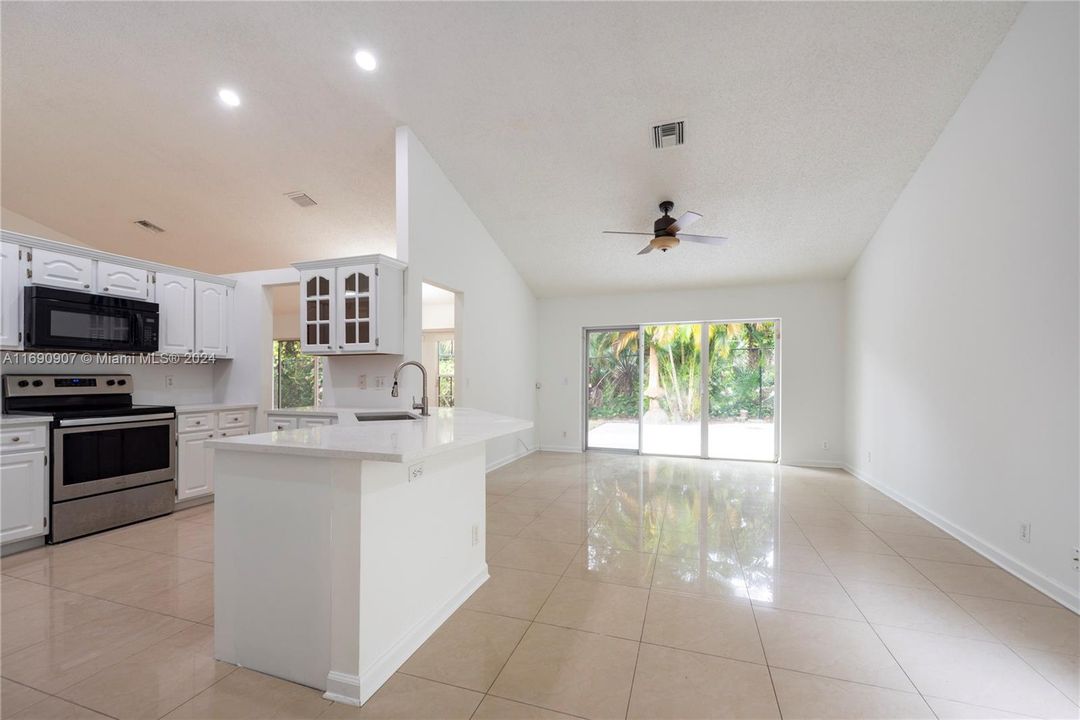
486 446 535 472
539 444 584 454
1 229 238 288
841 463 1080 613
781 459 844 469
293 254 406 272
326 566 489 706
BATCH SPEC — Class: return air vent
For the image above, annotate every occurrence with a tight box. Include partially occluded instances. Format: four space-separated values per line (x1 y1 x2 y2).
285 191 318 208
653 120 685 149
133 219 165 233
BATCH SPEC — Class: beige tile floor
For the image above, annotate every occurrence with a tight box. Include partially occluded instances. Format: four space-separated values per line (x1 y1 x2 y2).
1 452 1078 719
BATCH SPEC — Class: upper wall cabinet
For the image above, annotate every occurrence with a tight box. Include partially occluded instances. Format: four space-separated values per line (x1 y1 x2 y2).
157 272 195 354
97 261 150 299
194 280 231 358
293 254 404 355
0 229 237 358
30 248 93 291
0 242 21 349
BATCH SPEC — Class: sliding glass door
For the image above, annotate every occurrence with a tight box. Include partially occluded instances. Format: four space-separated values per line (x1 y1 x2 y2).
707 322 778 461
583 320 779 461
584 328 640 451
641 324 702 456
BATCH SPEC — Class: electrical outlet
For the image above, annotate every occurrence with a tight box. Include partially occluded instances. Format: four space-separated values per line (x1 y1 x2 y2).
375 376 386 389
866 451 872 463
164 375 174 389
1020 522 1031 543
1073 547 1079 571
409 463 424 481
358 374 367 390
822 440 829 450
471 524 479 546
562 431 567 438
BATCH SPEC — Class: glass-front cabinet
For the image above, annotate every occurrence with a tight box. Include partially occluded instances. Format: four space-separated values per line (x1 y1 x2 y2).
300 269 334 353
293 254 405 356
337 264 377 352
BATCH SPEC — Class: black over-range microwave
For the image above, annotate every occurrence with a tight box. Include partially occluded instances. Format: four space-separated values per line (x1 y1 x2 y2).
24 286 160 353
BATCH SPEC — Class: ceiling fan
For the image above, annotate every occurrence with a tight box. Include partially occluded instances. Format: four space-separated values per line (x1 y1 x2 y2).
604 201 727 255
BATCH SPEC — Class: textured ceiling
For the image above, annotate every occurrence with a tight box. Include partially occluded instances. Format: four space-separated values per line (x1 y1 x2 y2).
1 2 1019 296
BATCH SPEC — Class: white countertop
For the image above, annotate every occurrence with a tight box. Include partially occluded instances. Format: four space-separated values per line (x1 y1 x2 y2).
206 407 532 463
174 402 259 413
0 414 52 426
267 406 340 416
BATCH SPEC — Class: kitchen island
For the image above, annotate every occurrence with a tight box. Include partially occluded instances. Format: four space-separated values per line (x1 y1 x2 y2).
206 407 532 706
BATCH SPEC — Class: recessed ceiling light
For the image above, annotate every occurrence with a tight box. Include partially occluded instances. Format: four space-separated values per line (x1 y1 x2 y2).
354 50 377 72
217 88 241 108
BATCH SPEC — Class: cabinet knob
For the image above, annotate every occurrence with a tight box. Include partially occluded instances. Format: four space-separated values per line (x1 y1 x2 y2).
194 420 202 425
103 287 109 292
11 437 20 443
83 283 90 289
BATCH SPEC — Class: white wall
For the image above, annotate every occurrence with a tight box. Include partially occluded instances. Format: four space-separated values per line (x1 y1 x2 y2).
844 3 1079 609
395 127 538 467
1 208 85 247
537 280 845 465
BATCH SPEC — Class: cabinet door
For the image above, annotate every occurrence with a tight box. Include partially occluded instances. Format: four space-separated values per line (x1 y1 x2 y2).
177 430 213 500
299 269 334 353
157 273 195 354
0 242 22 349
194 280 230 357
336 264 378 352
30 248 93 291
97 261 149 299
0 451 46 543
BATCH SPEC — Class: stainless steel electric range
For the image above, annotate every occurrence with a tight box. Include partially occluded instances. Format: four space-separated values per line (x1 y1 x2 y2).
2 374 176 542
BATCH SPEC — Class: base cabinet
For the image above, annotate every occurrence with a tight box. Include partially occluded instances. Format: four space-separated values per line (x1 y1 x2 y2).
0 451 47 544
176 407 253 502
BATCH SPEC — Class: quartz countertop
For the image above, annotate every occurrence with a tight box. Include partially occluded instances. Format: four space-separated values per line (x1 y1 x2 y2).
0 414 53 426
174 402 259 413
205 407 532 463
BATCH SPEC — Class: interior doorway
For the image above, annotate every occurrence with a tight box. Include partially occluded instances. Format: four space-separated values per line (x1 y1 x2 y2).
582 320 779 461
421 283 457 408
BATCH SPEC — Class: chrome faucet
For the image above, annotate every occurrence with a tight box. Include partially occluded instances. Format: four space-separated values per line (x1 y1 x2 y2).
391 360 429 416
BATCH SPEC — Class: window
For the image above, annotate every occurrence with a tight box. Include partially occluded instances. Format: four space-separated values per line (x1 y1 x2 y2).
273 340 323 409
437 338 455 407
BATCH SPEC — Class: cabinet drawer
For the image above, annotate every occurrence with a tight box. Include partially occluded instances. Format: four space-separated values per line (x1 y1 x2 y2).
218 410 251 429
217 427 250 438
267 416 297 431
0 425 48 452
178 413 215 432
298 417 335 428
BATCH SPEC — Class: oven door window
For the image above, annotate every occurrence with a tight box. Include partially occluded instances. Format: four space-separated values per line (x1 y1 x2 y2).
49 307 131 343
61 424 172 486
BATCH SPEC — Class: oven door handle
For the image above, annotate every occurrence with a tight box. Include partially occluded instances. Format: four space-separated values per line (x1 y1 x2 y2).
58 413 176 427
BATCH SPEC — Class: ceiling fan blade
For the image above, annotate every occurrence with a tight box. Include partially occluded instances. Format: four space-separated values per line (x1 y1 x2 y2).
603 231 654 237
637 244 654 255
669 211 703 234
678 233 728 246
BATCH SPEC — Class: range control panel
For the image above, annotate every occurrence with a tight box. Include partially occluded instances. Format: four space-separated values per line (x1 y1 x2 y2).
2 374 133 397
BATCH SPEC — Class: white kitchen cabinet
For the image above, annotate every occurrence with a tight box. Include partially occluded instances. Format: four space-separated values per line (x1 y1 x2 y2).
292 254 405 355
177 430 213 501
194 280 231 357
299 269 334 353
0 241 22 349
30 248 93 292
157 272 195 354
0 452 47 544
97 261 150 299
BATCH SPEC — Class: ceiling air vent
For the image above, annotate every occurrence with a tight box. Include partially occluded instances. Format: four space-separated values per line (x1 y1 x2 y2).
653 120 685 149
134 219 165 233
285 191 318 208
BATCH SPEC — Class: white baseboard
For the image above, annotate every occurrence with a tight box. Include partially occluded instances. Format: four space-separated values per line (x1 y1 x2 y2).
487 446 535 472
324 566 490 706
538 444 583 454
841 463 1079 613
780 459 844 469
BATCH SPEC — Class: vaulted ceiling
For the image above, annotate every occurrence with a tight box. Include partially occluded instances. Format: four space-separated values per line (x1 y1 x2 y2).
1 2 1019 296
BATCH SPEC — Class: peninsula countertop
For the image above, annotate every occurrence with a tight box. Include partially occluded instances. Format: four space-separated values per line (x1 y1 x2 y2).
205 407 532 463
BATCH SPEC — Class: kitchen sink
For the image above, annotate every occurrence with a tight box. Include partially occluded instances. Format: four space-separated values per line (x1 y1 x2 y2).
353 412 423 422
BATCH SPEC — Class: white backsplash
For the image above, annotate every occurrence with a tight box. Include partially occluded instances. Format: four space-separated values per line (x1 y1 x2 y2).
321 354 416 410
